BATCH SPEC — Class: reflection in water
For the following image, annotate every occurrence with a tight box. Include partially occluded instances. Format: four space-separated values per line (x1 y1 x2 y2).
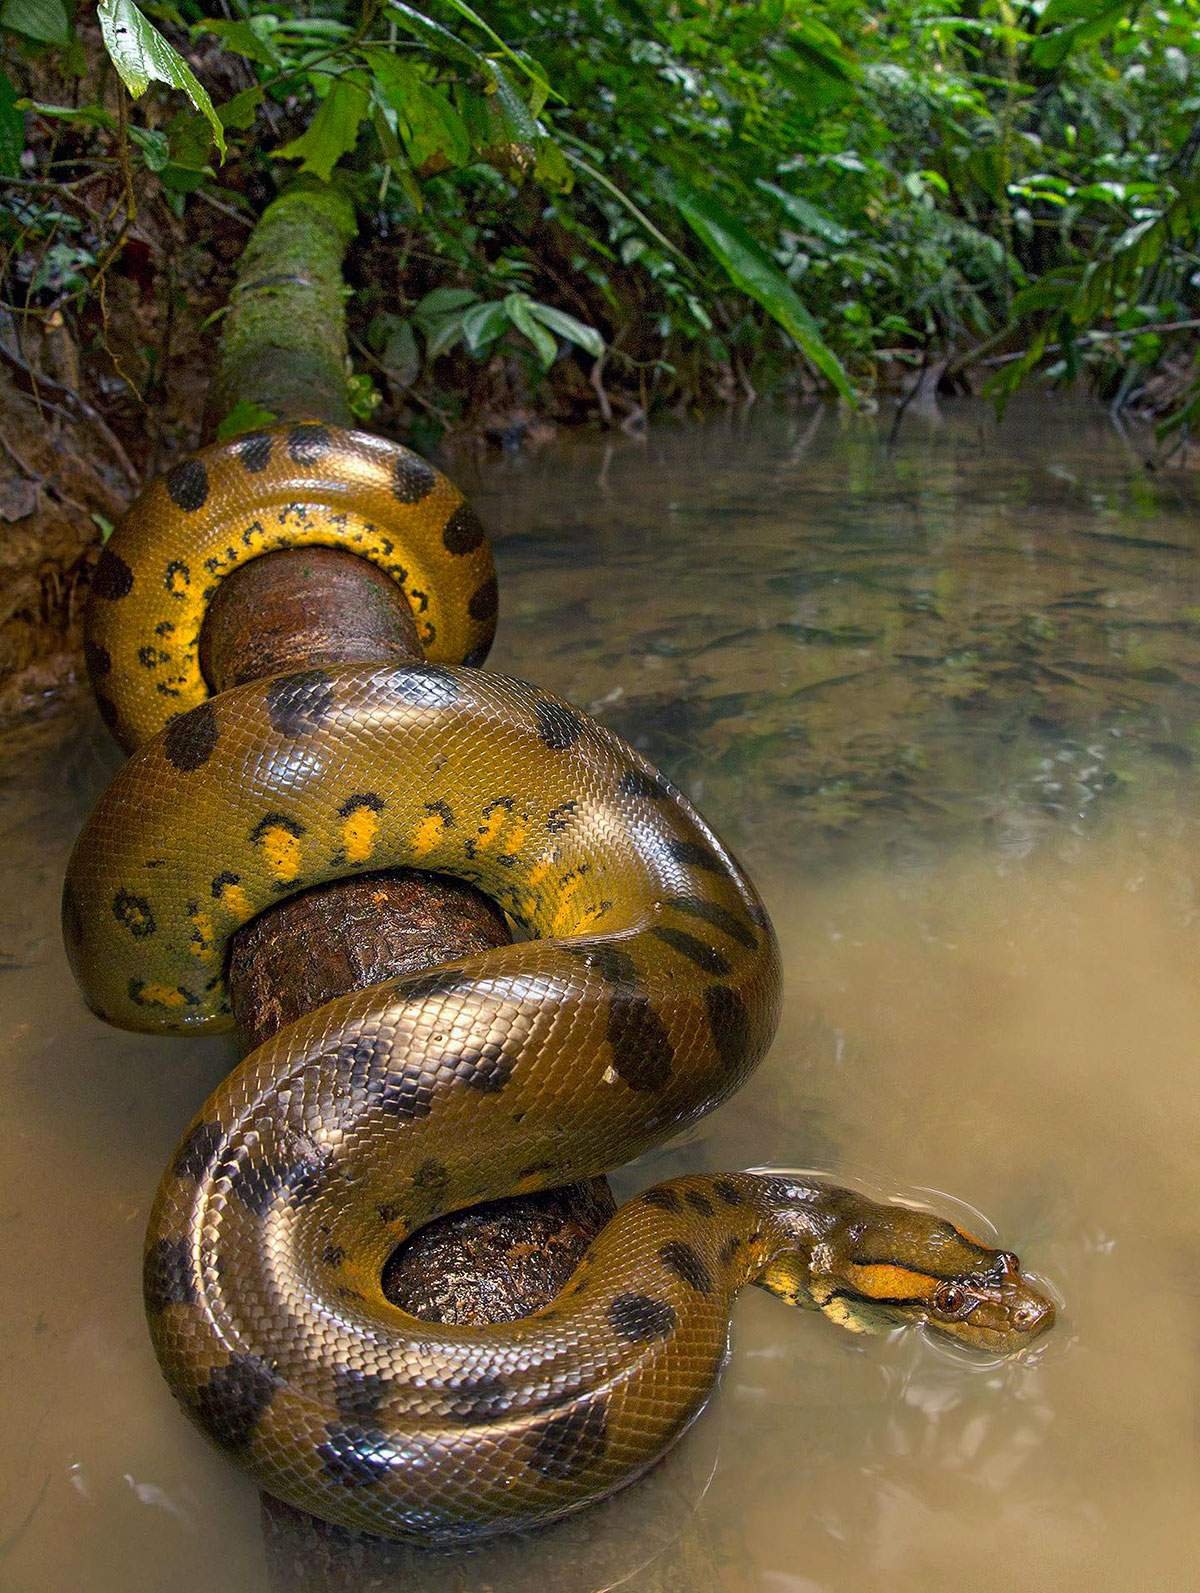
2 401 1198 1591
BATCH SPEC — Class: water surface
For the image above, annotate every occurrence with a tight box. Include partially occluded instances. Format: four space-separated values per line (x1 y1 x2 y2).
2 400 1197 1591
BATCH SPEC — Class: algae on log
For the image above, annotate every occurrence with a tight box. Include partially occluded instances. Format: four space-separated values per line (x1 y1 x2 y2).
206 182 357 434
198 183 614 1344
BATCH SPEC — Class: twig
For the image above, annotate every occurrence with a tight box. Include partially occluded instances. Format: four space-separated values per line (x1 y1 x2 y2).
0 341 138 485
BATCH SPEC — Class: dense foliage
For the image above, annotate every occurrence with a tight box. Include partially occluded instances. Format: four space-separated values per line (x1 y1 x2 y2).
2 0 1198 440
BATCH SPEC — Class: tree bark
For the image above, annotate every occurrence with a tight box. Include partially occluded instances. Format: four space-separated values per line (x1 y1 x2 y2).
201 185 612 1332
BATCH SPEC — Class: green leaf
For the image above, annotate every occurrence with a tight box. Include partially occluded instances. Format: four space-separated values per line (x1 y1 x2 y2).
525 300 604 358
413 286 478 329
128 124 169 171
384 2 485 70
483 59 538 148
276 74 368 182
380 317 421 387
669 181 855 402
460 299 509 353
216 399 278 441
97 0 226 159
219 85 264 132
756 180 853 246
18 98 117 131
198 19 281 70
0 69 24 177
364 49 471 168
0 0 69 45
434 0 557 102
505 292 557 367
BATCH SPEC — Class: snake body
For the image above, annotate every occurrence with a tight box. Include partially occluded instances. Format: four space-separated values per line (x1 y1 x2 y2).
64 423 1054 1542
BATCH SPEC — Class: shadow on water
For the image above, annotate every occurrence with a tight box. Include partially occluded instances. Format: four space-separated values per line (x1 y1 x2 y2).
2 399 1198 1591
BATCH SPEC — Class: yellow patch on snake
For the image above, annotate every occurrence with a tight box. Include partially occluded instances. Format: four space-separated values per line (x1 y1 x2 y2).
215 880 253 922
845 1263 939 1302
258 824 302 883
474 803 511 851
411 808 451 858
136 982 189 1009
341 807 380 863
188 908 216 962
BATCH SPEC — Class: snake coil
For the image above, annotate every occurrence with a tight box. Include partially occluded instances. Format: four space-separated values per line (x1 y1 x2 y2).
63 421 1053 1542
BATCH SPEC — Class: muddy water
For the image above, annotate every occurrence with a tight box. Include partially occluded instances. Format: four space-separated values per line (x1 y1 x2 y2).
2 401 1198 1591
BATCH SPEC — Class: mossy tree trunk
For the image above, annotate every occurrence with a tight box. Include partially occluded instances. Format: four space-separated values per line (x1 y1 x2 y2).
198 183 612 1347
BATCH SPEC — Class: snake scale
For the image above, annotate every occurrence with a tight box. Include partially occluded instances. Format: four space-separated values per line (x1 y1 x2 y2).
63 422 1054 1542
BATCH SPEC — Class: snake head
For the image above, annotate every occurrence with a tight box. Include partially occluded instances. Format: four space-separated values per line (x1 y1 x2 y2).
808 1195 1056 1355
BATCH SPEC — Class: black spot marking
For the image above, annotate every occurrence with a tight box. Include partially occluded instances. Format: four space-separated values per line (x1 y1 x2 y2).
617 768 669 800
236 432 273 473
705 984 752 1073
444 1373 512 1424
84 639 111 679
211 870 241 899
442 503 485 554
668 838 724 874
462 640 490 668
713 1177 744 1206
317 1423 392 1487
288 423 331 465
445 1047 513 1094
747 899 771 928
391 969 473 1004
718 1234 743 1268
667 894 758 951
564 942 638 986
334 1368 389 1423
335 1035 434 1124
607 992 673 1091
642 1186 683 1214
92 547 134 600
535 699 584 751
608 1293 677 1342
192 1355 279 1452
112 890 156 938
412 1158 449 1194
545 800 577 835
524 1400 609 1480
376 1203 402 1224
61 882 83 950
225 1146 330 1217
468 575 498 623
322 1244 345 1268
338 791 384 817
686 1190 714 1218
166 457 209 512
143 1237 196 1313
164 558 190 596
390 664 461 709
163 701 219 772
393 453 437 504
250 811 304 844
650 925 731 975
660 1239 713 1294
173 1120 223 1180
265 668 335 737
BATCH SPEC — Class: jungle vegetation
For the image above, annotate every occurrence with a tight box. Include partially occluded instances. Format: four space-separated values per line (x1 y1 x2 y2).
1 0 1198 446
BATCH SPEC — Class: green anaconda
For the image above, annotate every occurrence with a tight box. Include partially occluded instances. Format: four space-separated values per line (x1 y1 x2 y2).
63 422 1055 1542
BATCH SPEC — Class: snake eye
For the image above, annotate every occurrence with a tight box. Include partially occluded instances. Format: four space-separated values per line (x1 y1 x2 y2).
933 1282 979 1320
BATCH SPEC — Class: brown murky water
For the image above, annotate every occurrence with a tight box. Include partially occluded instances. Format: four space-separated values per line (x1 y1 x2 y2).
2 401 1198 1591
